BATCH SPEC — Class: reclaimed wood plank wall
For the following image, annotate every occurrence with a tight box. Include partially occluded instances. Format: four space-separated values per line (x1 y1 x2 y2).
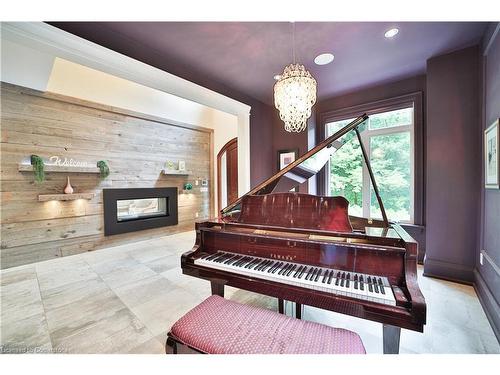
1 82 213 269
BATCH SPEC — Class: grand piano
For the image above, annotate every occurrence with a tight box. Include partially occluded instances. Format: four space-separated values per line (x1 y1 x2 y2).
181 114 426 354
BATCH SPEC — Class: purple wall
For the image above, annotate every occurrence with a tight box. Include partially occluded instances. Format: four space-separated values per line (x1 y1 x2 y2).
271 112 310 193
476 23 500 340
250 101 276 187
316 75 426 114
424 46 482 283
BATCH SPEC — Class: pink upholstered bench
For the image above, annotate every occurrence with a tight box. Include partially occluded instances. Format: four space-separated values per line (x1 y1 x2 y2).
165 295 366 354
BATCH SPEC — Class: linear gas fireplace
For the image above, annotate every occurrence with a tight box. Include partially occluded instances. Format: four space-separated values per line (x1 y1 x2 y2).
103 188 178 236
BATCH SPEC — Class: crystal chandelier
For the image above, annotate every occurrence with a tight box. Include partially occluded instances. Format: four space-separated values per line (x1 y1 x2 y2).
274 63 317 132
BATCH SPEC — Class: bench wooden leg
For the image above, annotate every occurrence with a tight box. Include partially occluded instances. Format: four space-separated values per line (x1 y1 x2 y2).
383 324 401 354
278 298 284 314
211 281 224 297
165 336 177 354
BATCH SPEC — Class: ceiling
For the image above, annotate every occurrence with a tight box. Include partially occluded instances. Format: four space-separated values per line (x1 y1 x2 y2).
50 22 488 104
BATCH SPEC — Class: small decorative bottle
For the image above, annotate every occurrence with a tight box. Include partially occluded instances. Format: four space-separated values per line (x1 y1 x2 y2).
64 176 74 194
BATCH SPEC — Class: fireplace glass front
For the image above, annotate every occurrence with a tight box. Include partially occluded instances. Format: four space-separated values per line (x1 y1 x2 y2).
116 197 168 222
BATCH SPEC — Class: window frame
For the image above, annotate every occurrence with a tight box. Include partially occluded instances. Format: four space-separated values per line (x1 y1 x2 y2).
317 92 424 225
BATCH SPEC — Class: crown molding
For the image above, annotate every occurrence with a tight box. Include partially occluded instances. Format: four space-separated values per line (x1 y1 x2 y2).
1 22 251 117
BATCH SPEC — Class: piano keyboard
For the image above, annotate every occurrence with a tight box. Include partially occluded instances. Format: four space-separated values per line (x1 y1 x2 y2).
194 251 396 306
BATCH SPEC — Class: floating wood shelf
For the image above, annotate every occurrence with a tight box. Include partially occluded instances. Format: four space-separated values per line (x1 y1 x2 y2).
38 193 95 202
161 170 192 176
18 164 100 174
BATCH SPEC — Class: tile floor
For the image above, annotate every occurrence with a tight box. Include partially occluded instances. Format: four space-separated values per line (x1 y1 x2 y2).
1 231 498 354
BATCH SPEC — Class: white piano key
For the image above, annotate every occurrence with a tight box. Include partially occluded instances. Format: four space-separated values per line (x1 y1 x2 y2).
194 251 396 306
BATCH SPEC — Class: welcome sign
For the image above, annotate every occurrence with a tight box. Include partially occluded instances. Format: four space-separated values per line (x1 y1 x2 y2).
48 156 91 168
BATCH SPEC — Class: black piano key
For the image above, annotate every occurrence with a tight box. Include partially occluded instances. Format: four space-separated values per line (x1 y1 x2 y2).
304 267 313 280
298 266 307 279
213 255 225 263
359 275 365 290
278 263 290 275
257 260 268 271
242 257 254 267
304 268 310 280
340 272 346 287
218 254 233 263
285 264 294 275
249 259 264 269
327 270 334 284
206 253 221 261
310 268 318 280
307 268 315 281
242 258 255 268
368 276 373 292
233 257 245 266
245 258 259 268
314 269 321 282
346 273 350 288
293 265 303 278
200 253 211 260
231 256 243 266
223 255 237 264
254 259 265 270
249 258 260 267
275 262 286 274
335 272 341 285
262 261 274 271
378 277 384 286
373 282 379 293
379 281 386 294
265 261 275 272
354 274 358 289
212 253 227 262
257 260 270 271
268 262 279 273
237 257 251 267
259 259 273 272
228 256 243 265
286 265 297 277
322 269 329 283
272 262 283 273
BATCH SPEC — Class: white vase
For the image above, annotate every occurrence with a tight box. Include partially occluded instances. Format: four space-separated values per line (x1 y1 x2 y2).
64 176 74 194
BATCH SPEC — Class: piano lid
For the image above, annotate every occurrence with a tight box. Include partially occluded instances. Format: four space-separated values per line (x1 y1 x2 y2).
221 114 389 227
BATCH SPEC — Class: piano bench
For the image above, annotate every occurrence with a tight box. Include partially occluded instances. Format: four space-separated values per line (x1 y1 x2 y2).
165 295 366 354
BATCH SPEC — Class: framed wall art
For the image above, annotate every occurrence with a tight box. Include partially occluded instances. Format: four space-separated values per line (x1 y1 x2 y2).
278 149 298 171
485 118 499 189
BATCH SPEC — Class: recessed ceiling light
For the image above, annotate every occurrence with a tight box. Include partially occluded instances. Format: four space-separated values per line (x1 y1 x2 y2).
314 53 335 65
273 74 281 80
384 28 399 38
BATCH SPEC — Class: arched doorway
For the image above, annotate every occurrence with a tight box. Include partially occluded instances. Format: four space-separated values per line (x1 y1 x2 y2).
217 138 238 210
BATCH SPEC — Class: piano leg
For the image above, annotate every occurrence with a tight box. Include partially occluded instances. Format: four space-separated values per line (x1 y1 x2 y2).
295 303 302 319
278 299 284 314
383 324 401 354
211 281 224 297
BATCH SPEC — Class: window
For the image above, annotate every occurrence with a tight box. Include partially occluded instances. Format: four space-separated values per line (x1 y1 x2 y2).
326 106 414 223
